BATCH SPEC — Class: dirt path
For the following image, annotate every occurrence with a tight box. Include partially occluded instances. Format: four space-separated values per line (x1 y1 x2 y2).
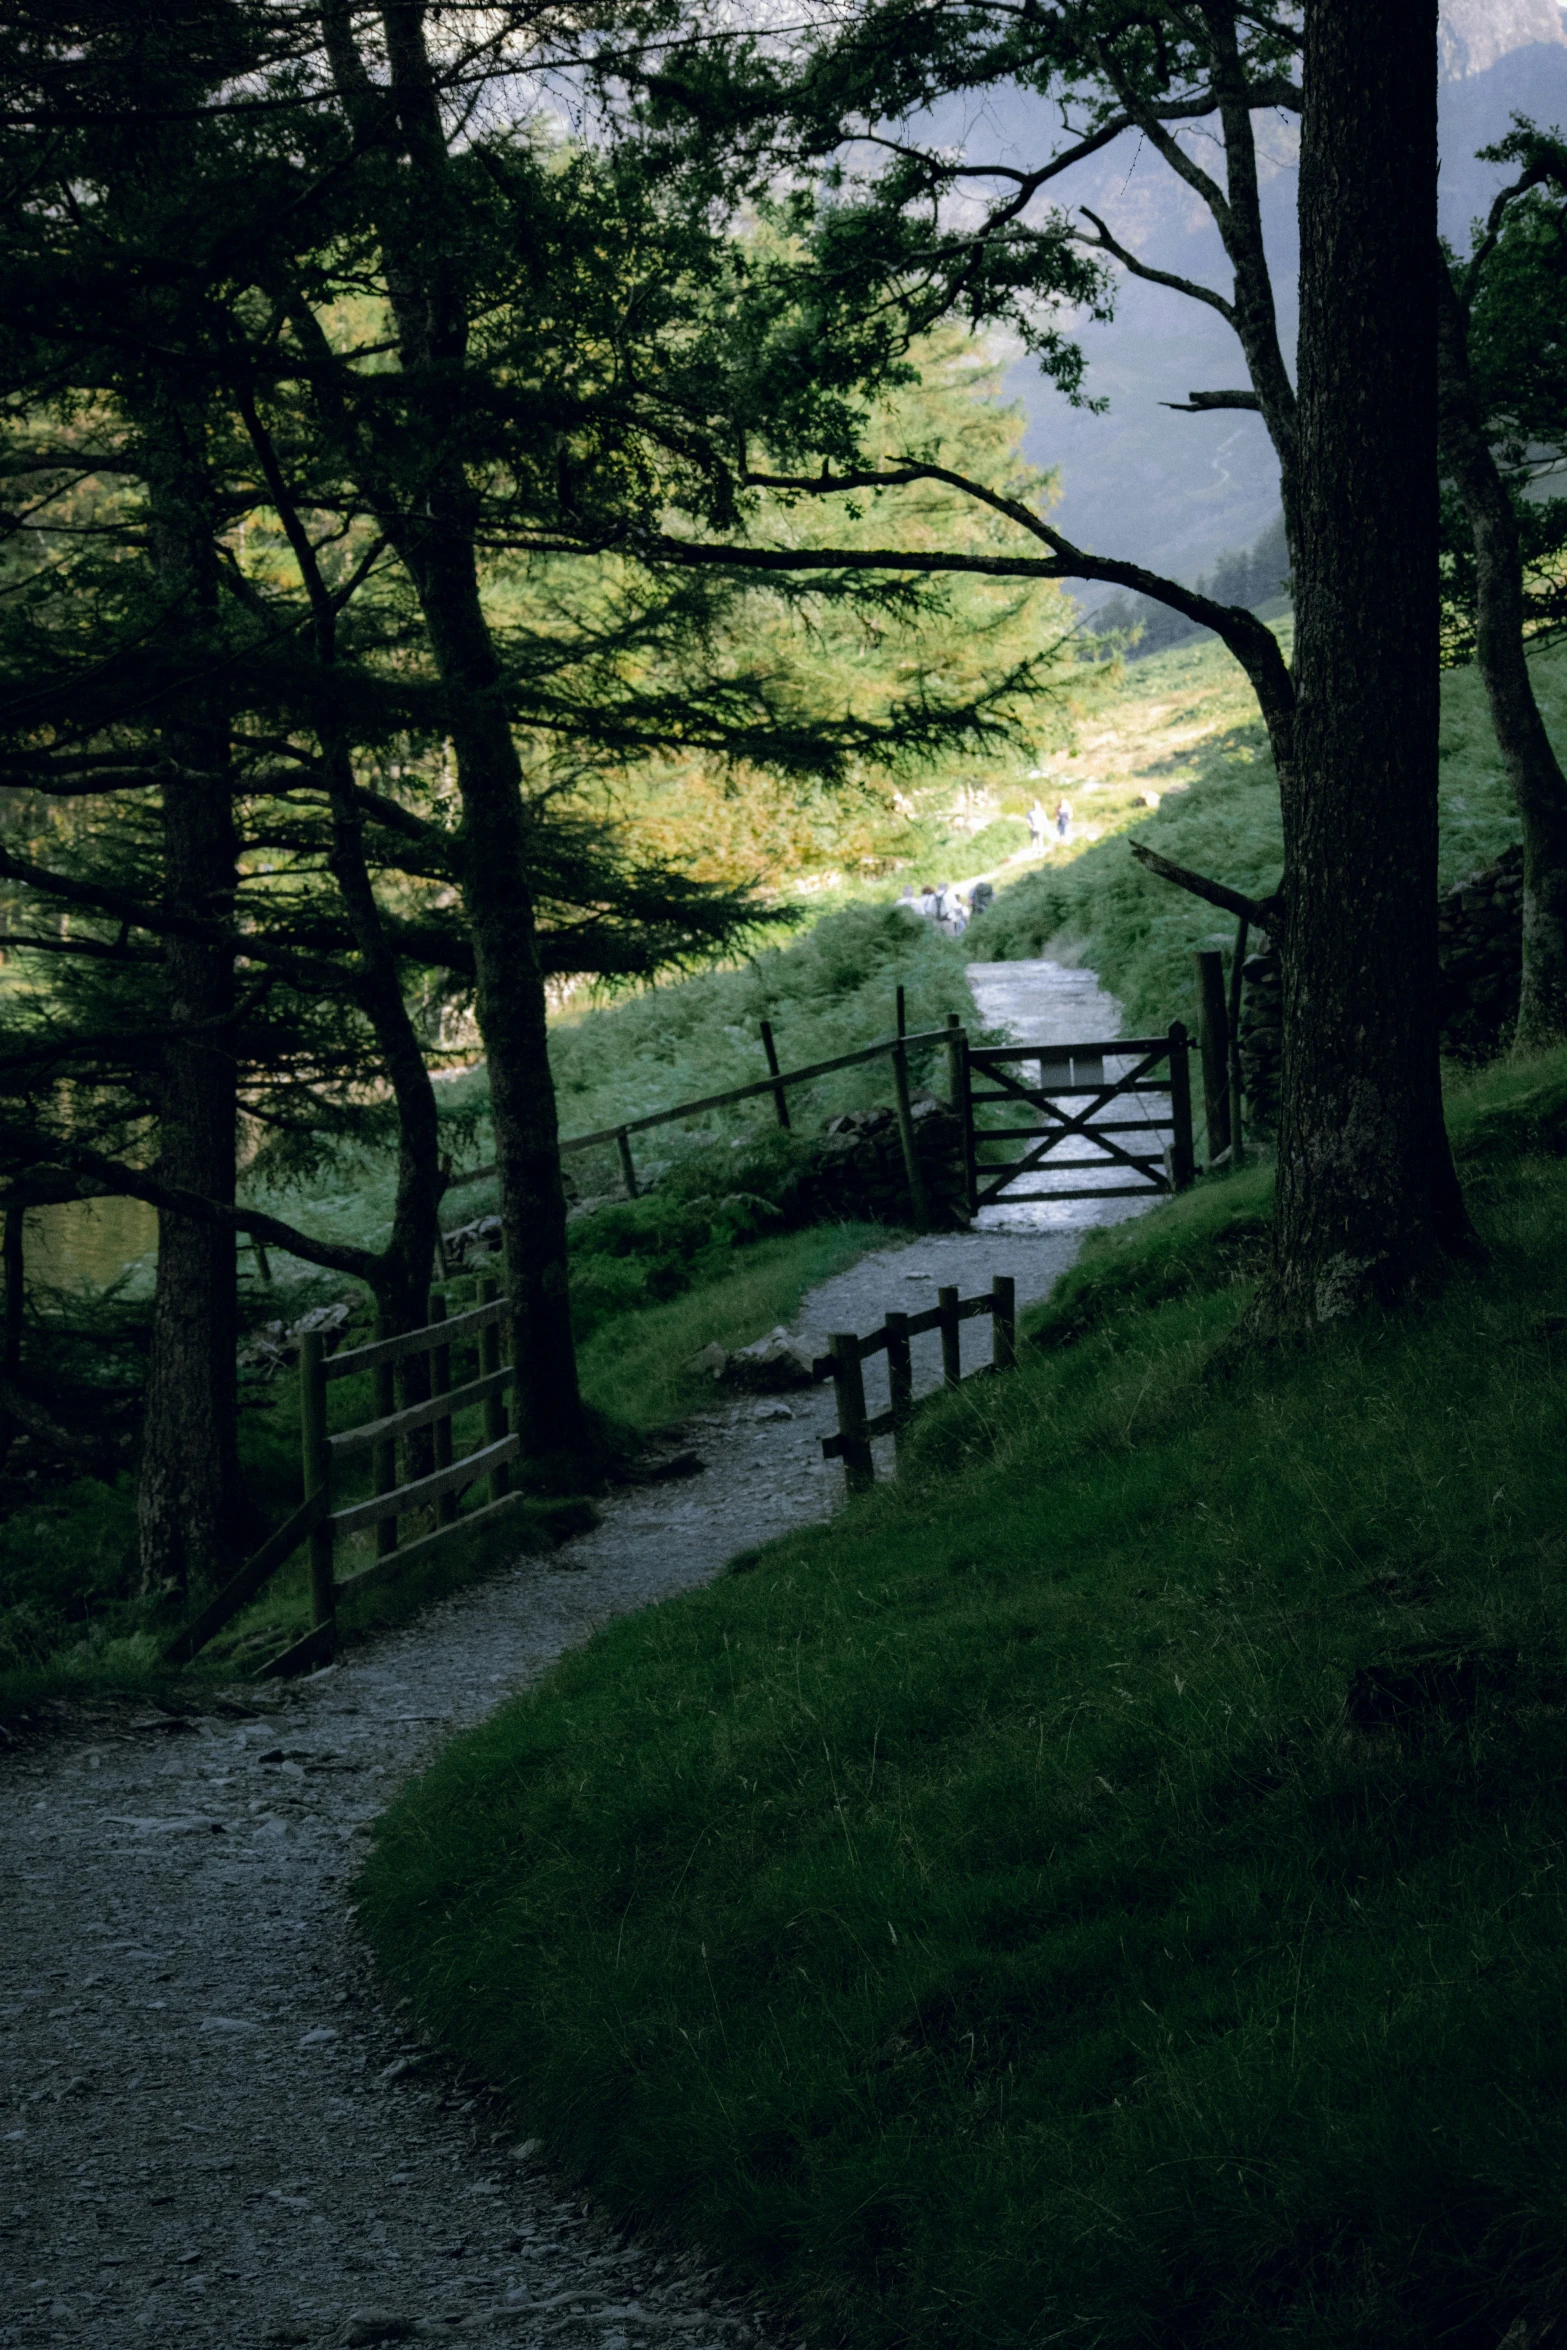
0 958 1141 2350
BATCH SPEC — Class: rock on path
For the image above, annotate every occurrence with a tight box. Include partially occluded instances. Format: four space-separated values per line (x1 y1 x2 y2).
0 959 1146 2350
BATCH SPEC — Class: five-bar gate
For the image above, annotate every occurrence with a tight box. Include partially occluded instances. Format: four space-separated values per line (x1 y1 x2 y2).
959 1023 1196 1212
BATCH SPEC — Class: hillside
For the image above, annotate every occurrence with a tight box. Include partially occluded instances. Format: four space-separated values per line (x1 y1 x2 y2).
972 624 1566 1031
360 1044 1567 2350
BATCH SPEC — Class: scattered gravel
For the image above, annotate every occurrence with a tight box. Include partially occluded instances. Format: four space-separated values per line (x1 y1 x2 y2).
0 959 1149 2350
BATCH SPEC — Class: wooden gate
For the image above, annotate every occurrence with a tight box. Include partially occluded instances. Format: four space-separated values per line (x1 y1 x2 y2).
958 1022 1195 1211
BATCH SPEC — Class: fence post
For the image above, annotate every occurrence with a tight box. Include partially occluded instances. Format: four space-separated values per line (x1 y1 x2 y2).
759 1020 791 1130
480 1273 511 1501
885 1309 913 1461
430 1292 456 1529
889 1037 935 1231
828 1332 875 1495
373 1309 397 1559
1194 950 1231 1168
1228 916 1250 1172
896 984 907 1038
299 1331 335 1651
1167 1021 1196 1191
954 1032 979 1216
944 1011 963 1106
991 1275 1016 1374
938 1285 961 1388
616 1126 640 1200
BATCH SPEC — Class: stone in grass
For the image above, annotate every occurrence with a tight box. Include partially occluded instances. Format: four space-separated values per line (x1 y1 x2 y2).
684 1342 729 1379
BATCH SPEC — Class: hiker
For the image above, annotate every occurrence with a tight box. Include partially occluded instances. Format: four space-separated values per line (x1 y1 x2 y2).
1027 799 1047 850
1055 797 1072 843
918 882 938 917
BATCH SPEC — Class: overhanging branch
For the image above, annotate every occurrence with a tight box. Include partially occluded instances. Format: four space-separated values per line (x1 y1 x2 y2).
1129 840 1276 929
1161 389 1263 413
0 1129 381 1284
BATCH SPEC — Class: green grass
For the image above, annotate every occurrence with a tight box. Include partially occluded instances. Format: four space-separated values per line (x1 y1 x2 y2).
575 1220 884 1433
974 628 1567 1032
359 1045 1567 2350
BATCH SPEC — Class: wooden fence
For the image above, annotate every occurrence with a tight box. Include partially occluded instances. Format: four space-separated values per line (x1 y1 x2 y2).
445 998 966 1227
816 1274 1017 1495
162 1276 518 1679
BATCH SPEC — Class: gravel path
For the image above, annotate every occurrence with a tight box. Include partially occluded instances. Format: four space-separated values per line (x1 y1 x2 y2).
1 958 1143 2350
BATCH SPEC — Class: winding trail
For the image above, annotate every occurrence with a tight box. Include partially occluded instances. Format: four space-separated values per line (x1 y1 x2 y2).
0 959 1146 2350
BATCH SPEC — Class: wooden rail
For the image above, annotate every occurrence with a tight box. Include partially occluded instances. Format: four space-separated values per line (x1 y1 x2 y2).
160 1273 522 1678
815 1274 1017 1494
444 1020 964 1210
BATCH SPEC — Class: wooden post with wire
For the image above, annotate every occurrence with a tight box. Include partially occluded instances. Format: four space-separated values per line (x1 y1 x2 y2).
944 1010 963 1106
615 1127 639 1200
890 1034 934 1230
1167 1021 1196 1191
1194 949 1231 1169
759 1020 790 1130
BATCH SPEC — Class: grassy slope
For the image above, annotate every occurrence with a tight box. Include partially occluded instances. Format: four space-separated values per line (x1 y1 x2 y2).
360 1048 1567 2350
973 625 1567 1030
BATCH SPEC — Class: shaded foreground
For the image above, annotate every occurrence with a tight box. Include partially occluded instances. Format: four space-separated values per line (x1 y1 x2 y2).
361 1048 1567 2350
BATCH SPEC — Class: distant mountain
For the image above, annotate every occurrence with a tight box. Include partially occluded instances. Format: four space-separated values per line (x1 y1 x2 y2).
998 5 1567 602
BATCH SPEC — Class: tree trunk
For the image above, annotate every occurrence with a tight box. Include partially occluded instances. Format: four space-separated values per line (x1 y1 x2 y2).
136 397 244 1595
412 543 584 1465
1437 270 1567 1048
317 0 585 1469
1256 0 1471 1333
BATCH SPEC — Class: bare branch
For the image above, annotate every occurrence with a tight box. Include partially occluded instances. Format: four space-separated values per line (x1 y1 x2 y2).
1161 389 1263 412
1129 840 1275 928
0 1129 380 1284
1076 209 1238 322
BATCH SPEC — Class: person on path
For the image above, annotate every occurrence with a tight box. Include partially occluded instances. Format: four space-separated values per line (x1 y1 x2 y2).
918 881 938 917
1028 799 1047 851
1055 797 1073 843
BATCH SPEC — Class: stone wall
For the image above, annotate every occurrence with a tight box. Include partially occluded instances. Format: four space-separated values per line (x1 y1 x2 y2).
1232 843 1525 1135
